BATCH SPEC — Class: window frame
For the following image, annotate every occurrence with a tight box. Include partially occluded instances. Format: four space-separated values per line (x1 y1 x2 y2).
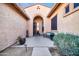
65 4 70 14
74 3 79 9
64 3 79 17
51 15 57 30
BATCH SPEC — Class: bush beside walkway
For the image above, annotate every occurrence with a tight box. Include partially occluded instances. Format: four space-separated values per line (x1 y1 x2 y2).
53 33 79 56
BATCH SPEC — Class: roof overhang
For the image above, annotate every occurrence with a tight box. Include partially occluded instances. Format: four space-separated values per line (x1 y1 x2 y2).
47 3 61 18
6 3 29 20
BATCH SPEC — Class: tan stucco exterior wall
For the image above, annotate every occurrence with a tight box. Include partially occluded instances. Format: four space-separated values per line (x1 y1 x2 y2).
24 5 51 36
0 4 27 51
50 3 79 35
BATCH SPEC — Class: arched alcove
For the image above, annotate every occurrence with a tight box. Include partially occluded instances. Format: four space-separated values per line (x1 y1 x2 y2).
33 15 44 36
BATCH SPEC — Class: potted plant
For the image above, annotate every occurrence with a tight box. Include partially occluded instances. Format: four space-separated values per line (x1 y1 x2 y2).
17 36 26 45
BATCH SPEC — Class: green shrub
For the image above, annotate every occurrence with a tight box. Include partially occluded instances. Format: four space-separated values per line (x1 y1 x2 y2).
53 33 79 56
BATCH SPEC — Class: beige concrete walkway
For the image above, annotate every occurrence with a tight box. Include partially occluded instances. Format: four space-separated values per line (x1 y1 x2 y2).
26 36 55 56
0 36 56 56
32 47 51 56
26 36 55 47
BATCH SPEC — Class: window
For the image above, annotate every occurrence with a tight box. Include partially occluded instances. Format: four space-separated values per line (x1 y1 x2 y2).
51 15 57 30
65 5 69 13
74 3 79 8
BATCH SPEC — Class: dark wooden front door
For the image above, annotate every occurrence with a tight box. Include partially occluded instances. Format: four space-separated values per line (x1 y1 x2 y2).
33 22 37 36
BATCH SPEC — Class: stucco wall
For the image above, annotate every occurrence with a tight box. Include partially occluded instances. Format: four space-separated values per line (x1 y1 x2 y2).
0 4 27 51
50 3 79 35
24 5 51 36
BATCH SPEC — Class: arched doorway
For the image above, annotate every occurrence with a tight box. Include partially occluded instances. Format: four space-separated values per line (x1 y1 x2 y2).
33 16 44 36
